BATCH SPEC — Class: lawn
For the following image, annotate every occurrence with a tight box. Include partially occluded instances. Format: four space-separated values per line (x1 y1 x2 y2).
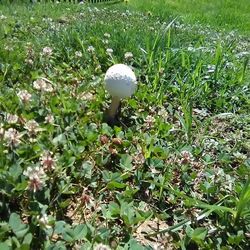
0 0 249 249
127 0 250 35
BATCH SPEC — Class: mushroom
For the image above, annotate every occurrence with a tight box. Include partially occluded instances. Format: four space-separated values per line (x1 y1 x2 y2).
104 64 137 124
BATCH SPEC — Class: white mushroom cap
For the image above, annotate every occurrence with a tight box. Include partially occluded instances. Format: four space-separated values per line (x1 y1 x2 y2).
104 64 137 99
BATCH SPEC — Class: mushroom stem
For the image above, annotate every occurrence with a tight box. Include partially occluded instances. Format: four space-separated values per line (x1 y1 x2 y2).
107 96 121 120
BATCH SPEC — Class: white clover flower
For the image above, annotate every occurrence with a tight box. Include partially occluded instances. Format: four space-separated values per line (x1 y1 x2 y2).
17 90 32 104
6 114 19 124
87 46 95 53
23 166 46 192
43 17 53 23
41 47 53 57
106 48 113 55
33 79 46 91
24 120 40 136
25 59 34 66
0 15 7 20
204 138 219 150
44 114 54 124
94 243 111 250
180 150 194 164
104 33 111 38
37 213 51 229
4 128 22 147
144 115 155 129
44 82 53 92
23 166 45 178
33 79 53 92
75 51 83 58
124 51 133 60
78 92 94 101
158 108 168 121
40 151 57 171
102 39 109 45
4 45 14 51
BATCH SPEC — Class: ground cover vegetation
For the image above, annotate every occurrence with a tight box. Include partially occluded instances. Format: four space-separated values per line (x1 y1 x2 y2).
0 0 249 249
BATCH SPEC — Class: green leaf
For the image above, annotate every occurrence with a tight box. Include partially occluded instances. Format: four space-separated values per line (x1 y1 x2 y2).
54 221 66 234
46 241 67 250
101 123 113 136
107 181 126 189
15 181 28 191
73 224 88 240
8 164 23 182
125 239 146 250
20 244 30 250
11 236 20 248
80 161 93 179
96 227 110 241
120 202 136 226
228 230 244 245
22 233 32 245
0 242 11 250
52 134 67 145
62 226 74 242
9 213 29 239
0 222 10 237
191 227 208 242
120 154 133 171
59 199 71 209
108 202 120 217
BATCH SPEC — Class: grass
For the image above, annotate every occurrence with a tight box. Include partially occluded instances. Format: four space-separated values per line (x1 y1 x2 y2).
126 0 250 35
0 1 250 249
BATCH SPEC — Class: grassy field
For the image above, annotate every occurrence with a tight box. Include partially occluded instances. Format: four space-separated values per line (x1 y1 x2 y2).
127 0 250 35
0 1 249 249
